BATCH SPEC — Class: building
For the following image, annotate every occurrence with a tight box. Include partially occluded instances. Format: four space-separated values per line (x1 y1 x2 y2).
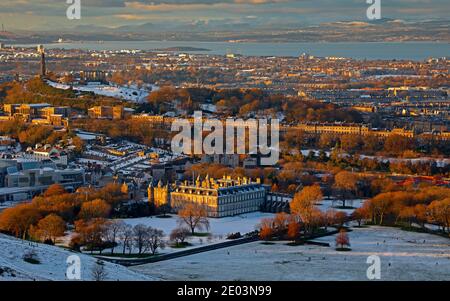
295 122 370 136
88 105 135 120
0 136 16 151
0 159 85 202
79 70 107 83
131 114 174 128
201 154 240 168
291 122 440 139
3 103 70 126
371 128 415 138
148 175 269 217
22 144 69 166
263 192 291 213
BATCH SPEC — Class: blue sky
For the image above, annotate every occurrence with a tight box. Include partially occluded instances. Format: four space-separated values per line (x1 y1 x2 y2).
1 0 449 31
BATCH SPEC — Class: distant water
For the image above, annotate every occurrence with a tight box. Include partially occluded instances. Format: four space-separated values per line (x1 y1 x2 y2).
37 41 449 60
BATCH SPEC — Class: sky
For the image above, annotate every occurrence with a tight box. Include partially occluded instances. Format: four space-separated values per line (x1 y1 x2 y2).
0 0 449 31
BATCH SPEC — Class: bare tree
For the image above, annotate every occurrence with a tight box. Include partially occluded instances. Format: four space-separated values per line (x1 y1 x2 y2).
178 204 210 235
170 227 190 246
146 228 165 255
105 220 125 254
119 224 133 255
133 224 149 255
91 261 108 281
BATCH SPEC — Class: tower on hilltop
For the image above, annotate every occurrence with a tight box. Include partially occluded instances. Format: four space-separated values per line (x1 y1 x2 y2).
37 45 46 77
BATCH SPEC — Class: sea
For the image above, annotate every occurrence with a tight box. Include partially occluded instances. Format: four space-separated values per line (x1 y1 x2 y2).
29 41 450 60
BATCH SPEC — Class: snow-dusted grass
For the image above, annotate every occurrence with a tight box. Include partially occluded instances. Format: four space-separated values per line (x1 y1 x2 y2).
122 212 274 236
131 226 450 281
317 199 365 214
0 234 156 281
47 81 151 103
118 212 275 254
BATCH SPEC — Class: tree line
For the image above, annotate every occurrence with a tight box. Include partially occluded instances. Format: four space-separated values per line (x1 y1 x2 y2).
0 184 214 256
0 78 124 112
259 185 349 241
356 185 450 233
282 128 450 158
0 184 128 241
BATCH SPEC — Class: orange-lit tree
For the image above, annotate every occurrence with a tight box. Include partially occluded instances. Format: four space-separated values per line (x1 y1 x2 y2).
178 203 210 235
335 229 350 250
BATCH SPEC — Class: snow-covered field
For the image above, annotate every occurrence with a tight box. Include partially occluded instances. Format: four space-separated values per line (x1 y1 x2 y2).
0 234 156 281
119 212 274 254
47 81 154 103
131 226 450 281
122 212 273 236
317 199 365 214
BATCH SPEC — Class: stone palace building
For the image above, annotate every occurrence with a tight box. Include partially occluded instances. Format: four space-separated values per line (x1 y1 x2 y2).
148 175 289 218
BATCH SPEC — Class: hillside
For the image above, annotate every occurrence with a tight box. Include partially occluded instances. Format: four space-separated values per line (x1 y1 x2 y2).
0 234 157 281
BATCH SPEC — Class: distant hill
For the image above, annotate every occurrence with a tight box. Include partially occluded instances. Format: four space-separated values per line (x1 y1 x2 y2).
3 19 450 44
0 31 21 41
154 46 211 52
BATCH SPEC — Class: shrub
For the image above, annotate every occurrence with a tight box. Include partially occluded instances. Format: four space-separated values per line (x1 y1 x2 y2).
23 249 40 264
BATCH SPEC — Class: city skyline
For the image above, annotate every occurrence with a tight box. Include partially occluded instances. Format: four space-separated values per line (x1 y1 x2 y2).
0 0 449 286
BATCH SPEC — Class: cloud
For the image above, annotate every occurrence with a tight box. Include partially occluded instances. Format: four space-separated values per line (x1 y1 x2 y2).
0 0 448 31
126 0 292 4
114 14 151 20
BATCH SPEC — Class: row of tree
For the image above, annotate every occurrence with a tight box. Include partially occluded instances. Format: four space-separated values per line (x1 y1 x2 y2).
259 185 349 241
0 184 129 240
71 118 169 147
143 85 362 123
356 186 450 233
282 128 449 158
71 219 165 255
0 78 124 112
71 203 211 255
0 119 84 152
